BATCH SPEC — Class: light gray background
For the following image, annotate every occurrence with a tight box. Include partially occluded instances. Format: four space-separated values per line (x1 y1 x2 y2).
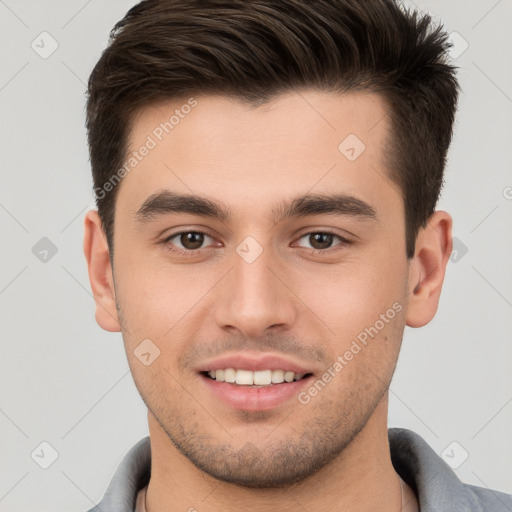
0 0 511 510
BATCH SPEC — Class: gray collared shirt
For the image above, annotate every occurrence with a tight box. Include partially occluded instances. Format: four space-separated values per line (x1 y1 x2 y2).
86 428 512 511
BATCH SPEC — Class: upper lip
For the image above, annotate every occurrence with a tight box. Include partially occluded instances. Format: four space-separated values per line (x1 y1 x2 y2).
196 353 313 374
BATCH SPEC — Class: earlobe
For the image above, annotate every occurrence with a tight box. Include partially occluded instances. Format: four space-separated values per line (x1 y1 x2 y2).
83 210 121 332
405 211 453 328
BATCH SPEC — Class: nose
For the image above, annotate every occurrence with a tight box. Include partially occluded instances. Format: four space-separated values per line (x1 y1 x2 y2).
213 242 297 339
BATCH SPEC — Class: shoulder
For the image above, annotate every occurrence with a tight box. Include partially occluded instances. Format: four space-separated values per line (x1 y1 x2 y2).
463 482 512 510
388 427 512 511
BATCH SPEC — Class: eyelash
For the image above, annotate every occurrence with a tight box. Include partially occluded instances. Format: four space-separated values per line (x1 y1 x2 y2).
160 229 351 256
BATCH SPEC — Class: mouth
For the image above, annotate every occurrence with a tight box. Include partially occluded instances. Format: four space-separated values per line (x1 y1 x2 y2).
201 368 313 387
196 353 316 411
197 356 315 411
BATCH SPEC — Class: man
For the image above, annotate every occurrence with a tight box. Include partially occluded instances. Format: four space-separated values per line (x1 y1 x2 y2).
82 0 512 511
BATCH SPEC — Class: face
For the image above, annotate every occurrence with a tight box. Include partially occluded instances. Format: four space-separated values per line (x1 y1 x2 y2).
104 90 412 486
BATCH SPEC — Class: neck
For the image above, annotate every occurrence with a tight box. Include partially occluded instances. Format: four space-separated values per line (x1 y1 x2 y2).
145 395 407 512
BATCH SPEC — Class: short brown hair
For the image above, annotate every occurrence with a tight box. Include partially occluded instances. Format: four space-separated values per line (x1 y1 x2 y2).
86 0 459 259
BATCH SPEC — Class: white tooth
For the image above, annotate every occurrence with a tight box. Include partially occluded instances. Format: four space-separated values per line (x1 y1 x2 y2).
253 370 272 385
235 369 253 385
284 371 295 383
294 373 304 381
224 368 236 383
208 370 215 379
215 369 225 382
271 369 285 384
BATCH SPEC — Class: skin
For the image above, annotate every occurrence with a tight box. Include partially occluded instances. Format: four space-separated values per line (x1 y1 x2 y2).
84 89 452 512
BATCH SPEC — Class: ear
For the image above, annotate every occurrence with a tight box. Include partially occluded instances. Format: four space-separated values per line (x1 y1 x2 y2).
406 211 453 328
83 210 121 332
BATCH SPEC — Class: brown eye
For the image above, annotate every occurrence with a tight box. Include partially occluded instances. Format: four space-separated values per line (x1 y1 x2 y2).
164 230 214 254
309 233 335 250
296 231 347 252
178 232 206 250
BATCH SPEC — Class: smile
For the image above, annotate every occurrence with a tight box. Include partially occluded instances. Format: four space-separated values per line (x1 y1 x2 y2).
204 368 311 386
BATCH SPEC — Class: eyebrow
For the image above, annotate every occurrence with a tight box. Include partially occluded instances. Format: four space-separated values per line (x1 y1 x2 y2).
134 190 377 224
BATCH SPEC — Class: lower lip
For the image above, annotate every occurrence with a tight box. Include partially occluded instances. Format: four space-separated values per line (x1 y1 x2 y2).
200 374 312 411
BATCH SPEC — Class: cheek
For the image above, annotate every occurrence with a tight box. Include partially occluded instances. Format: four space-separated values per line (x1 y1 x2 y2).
295 256 407 381
125 349 190 418
113 244 209 332
297 257 406 331
114 253 225 376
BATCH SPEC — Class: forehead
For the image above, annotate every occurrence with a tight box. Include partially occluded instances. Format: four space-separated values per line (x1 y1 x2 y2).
117 89 397 223
128 89 389 151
